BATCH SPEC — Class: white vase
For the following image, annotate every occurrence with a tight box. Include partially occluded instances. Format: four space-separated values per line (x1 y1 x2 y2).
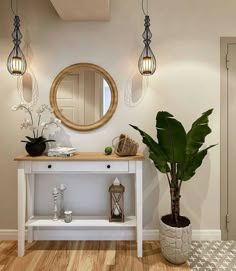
159 216 192 264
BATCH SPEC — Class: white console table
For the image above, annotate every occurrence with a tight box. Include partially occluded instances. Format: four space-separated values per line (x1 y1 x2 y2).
15 152 144 257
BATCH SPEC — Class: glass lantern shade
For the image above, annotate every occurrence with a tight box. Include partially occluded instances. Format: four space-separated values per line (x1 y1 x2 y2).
7 51 27 76
138 51 156 76
7 15 27 76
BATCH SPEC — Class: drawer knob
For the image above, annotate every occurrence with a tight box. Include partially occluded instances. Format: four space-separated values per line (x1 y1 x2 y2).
107 165 111 169
48 165 52 169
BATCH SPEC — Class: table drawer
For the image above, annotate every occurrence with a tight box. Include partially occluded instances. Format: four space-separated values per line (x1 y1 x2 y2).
31 161 129 172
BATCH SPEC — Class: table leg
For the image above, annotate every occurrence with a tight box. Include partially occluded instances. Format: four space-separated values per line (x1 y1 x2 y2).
18 166 26 257
135 161 143 257
27 174 35 242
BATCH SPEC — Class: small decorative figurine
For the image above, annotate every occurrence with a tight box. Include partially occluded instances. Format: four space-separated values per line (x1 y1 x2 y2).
52 187 59 221
59 183 66 218
109 178 125 222
113 177 120 186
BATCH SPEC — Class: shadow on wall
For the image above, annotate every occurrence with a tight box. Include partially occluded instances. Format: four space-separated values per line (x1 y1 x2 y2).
181 149 212 229
124 72 147 107
143 147 160 229
48 128 73 148
16 30 39 107
142 144 213 230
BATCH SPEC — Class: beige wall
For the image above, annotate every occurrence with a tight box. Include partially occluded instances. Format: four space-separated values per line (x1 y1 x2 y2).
0 0 234 231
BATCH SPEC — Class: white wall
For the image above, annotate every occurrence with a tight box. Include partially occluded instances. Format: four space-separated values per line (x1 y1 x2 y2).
1 0 234 232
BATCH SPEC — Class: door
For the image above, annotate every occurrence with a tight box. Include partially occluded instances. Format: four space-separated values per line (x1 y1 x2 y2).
57 71 103 125
221 38 236 240
57 74 82 124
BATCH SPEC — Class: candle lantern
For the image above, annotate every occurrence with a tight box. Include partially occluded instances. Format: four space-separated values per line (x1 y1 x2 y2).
109 181 125 222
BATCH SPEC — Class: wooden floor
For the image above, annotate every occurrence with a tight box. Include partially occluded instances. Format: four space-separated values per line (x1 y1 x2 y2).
0 241 190 271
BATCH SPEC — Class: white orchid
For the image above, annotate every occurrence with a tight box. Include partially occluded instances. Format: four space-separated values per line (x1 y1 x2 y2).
12 105 18 111
12 103 61 142
20 119 32 130
55 118 61 124
36 104 53 114
40 117 61 136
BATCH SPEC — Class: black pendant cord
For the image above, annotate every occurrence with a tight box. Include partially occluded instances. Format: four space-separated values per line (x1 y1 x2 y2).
10 0 22 57
142 0 148 16
11 0 18 16
13 16 21 56
143 16 151 56
142 0 150 56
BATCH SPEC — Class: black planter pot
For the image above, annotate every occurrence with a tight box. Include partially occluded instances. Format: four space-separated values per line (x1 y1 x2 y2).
25 142 46 156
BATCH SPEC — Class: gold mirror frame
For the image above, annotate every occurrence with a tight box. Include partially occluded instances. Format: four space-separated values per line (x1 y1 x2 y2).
50 63 118 131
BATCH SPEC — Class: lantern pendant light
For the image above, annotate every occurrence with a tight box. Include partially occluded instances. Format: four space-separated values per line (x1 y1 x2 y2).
138 0 156 76
7 0 27 76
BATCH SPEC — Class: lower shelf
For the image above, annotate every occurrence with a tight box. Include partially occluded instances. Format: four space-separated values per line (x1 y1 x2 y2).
26 216 136 228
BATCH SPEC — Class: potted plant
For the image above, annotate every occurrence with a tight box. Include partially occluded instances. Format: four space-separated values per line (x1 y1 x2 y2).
130 109 216 264
12 103 61 156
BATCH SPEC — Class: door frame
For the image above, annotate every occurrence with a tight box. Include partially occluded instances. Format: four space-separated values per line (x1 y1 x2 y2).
220 37 236 240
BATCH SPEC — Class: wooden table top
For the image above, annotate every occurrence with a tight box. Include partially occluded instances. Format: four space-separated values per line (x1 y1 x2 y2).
14 152 145 161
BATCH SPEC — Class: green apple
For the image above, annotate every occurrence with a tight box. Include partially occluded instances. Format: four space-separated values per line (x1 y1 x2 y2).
104 146 112 155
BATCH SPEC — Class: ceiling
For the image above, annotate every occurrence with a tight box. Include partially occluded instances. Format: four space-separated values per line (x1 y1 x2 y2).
50 0 111 21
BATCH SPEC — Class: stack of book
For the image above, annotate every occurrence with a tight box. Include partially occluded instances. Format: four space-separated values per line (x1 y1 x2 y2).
47 147 77 157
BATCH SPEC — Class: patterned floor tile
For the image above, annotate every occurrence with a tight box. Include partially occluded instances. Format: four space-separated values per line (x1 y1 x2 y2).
188 241 236 271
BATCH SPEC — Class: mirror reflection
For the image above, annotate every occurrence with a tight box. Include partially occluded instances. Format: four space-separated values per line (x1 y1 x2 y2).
57 70 111 125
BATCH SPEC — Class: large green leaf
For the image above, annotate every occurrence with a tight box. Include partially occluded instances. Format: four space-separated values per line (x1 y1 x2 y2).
186 109 213 155
130 124 170 173
180 145 216 181
156 112 186 163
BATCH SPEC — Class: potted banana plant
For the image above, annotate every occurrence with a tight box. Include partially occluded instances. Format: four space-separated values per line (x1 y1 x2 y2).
130 109 216 264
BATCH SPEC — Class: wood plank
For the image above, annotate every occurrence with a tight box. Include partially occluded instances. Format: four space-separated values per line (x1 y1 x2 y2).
14 152 144 161
45 241 71 271
32 241 63 271
66 241 81 271
76 241 99 271
0 241 190 271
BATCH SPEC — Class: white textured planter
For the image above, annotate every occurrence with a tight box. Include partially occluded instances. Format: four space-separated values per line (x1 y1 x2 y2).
160 217 192 264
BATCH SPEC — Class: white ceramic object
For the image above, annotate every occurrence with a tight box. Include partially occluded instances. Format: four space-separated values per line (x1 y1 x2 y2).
113 177 120 186
64 210 72 223
160 217 192 264
52 188 59 221
59 184 66 218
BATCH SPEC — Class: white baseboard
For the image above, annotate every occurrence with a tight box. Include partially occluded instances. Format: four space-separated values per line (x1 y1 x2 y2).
0 230 27 240
0 229 221 241
192 230 222 241
143 229 221 241
143 230 159 240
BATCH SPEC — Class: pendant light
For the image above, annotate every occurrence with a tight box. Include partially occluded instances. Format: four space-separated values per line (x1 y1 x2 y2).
7 0 27 76
138 0 156 76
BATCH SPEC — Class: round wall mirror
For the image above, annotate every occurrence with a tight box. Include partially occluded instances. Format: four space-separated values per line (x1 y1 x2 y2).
50 63 118 131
